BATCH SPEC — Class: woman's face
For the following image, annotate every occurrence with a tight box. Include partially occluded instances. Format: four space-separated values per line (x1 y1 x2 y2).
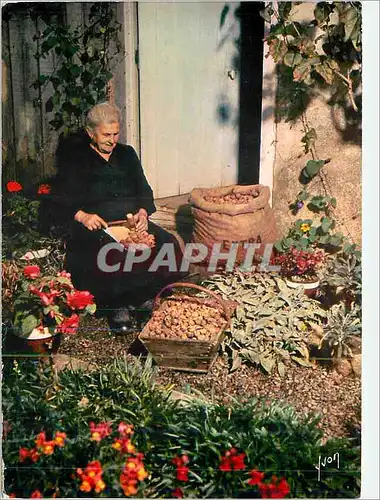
88 122 120 155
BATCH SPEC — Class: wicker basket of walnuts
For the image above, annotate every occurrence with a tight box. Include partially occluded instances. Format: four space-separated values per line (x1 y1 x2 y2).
139 282 236 373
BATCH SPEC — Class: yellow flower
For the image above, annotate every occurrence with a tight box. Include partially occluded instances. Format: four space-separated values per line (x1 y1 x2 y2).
95 480 106 493
112 441 122 450
137 468 148 481
300 223 311 233
79 481 92 493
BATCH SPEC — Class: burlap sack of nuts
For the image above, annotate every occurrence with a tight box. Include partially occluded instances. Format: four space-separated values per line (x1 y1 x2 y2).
189 184 277 265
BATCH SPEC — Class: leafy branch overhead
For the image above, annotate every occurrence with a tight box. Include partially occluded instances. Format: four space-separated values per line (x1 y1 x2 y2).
261 2 361 112
30 3 123 134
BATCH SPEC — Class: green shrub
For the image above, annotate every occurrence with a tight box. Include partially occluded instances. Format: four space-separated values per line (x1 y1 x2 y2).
202 271 327 374
2 358 360 498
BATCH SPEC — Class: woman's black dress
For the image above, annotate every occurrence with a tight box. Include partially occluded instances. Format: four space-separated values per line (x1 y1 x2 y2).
49 131 184 307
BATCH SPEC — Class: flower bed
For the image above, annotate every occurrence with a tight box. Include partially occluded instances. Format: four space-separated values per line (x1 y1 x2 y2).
2 358 360 498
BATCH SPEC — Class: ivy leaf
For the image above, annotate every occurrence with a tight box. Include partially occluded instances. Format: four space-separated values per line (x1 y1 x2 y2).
314 2 334 25
314 60 335 85
339 3 361 47
320 217 333 234
267 38 288 63
328 233 344 247
293 60 312 82
304 159 325 179
283 52 303 68
278 2 293 20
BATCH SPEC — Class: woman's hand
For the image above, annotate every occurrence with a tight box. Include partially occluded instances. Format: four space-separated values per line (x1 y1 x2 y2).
75 210 108 231
133 208 148 233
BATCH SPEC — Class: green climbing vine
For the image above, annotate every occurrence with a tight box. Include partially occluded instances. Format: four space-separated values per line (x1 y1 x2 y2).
261 2 362 255
30 2 122 135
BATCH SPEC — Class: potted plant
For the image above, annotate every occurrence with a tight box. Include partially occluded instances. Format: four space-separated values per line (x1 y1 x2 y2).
272 246 325 297
11 265 96 355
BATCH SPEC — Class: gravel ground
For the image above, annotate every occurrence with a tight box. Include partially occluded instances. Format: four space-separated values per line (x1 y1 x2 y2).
59 315 361 443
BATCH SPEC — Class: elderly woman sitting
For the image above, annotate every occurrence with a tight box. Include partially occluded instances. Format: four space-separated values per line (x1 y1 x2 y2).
48 102 184 333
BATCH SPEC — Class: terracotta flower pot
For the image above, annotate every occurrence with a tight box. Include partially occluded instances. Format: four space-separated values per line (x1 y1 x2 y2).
285 277 320 298
12 327 62 356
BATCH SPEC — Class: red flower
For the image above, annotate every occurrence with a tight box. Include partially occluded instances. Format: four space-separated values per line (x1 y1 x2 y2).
37 184 51 195
259 477 290 498
30 490 43 498
19 447 30 462
172 455 190 482
24 265 40 279
77 460 106 494
219 456 232 472
248 469 265 486
89 421 112 442
230 452 246 470
35 432 46 448
56 314 80 334
219 448 246 471
118 422 134 436
67 290 94 310
7 181 22 192
172 487 184 498
112 437 136 454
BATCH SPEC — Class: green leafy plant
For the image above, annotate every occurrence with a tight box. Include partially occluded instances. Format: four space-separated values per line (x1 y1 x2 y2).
2 357 360 498
2 181 41 257
202 271 327 374
321 251 362 307
319 303 361 359
30 3 122 134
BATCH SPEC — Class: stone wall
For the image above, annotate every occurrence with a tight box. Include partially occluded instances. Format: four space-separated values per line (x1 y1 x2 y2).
270 4 362 246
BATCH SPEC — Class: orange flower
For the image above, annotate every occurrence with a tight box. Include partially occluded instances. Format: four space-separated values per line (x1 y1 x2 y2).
112 437 135 454
79 480 92 493
54 431 67 447
30 490 43 498
41 440 55 455
77 460 105 494
95 479 106 493
120 455 148 496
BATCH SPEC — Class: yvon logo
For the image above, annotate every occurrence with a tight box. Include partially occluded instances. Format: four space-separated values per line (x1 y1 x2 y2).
315 452 340 481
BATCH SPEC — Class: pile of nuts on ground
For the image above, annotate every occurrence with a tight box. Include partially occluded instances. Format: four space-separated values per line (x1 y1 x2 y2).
145 299 225 341
204 190 259 204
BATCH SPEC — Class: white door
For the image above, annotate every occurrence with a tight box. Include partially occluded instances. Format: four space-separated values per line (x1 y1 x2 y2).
138 2 241 198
